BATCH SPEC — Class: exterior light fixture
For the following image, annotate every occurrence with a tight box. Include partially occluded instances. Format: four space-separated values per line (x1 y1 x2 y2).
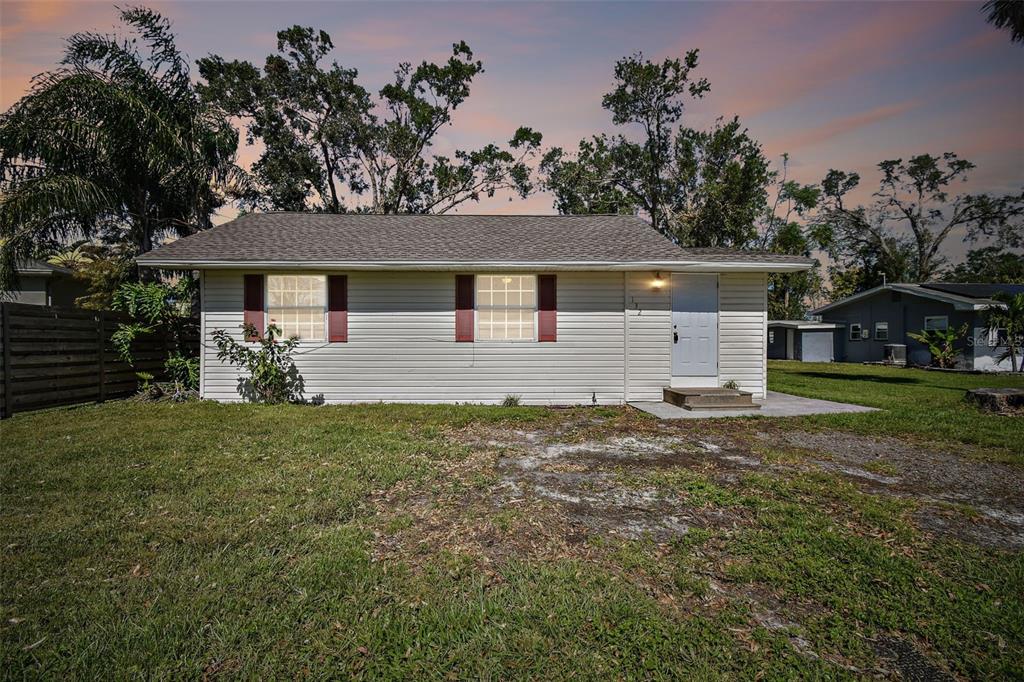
652 272 665 289
502 276 513 284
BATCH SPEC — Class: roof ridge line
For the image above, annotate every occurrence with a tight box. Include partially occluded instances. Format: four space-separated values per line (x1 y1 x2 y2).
248 211 640 218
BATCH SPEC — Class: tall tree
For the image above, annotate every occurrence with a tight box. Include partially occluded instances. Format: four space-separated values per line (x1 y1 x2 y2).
947 246 1024 283
815 154 1024 288
667 117 771 247
198 29 541 214
597 51 710 235
542 52 773 248
0 7 241 290
540 116 770 245
757 155 822 318
539 136 637 216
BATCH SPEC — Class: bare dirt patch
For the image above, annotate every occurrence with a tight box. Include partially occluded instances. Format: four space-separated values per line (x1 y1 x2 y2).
758 429 1024 550
454 423 763 540
368 425 750 575
367 446 594 569
367 410 1015 677
426 414 1024 550
493 435 749 541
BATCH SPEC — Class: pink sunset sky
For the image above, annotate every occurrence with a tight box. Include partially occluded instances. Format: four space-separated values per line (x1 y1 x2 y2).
1 0 1022 256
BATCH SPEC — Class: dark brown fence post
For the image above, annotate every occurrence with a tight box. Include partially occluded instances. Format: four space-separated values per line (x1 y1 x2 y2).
2 304 10 419
97 311 106 404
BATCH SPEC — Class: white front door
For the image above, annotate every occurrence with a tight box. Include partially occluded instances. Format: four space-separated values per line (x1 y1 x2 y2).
671 274 718 377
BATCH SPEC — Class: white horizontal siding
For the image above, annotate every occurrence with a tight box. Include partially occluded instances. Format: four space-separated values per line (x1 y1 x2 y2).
201 270 626 405
625 271 671 401
718 272 767 398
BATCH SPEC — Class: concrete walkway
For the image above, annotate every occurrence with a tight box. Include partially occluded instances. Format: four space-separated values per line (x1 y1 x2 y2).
629 390 878 420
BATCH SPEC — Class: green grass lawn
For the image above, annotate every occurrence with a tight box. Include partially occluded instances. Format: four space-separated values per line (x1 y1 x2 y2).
2 372 1022 678
768 360 1024 463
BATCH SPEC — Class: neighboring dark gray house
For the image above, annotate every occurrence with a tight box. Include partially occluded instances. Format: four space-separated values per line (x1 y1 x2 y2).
0 260 85 308
767 321 843 362
813 282 1024 371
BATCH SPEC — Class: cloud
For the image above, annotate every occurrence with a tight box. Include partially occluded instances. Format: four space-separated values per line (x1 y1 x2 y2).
0 0 181 108
770 100 922 153
693 1 963 118
332 16 438 55
0 1 77 40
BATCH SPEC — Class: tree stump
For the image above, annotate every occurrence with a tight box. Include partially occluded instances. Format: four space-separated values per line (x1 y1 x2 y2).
965 388 1024 415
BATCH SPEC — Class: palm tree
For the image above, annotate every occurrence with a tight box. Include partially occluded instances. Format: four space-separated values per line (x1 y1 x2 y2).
983 0 1024 44
984 292 1024 372
0 7 245 291
47 242 98 270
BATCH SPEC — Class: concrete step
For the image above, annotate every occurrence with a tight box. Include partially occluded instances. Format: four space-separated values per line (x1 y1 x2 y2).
663 387 761 411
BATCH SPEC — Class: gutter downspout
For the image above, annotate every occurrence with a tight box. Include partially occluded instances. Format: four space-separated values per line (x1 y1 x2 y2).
623 271 630 405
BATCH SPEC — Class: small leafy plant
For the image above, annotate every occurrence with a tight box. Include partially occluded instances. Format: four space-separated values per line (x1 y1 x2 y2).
908 324 968 369
112 277 200 395
164 353 199 392
502 394 522 407
722 380 739 390
212 323 303 404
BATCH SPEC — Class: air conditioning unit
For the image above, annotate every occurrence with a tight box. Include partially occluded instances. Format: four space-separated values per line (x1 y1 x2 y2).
884 344 907 365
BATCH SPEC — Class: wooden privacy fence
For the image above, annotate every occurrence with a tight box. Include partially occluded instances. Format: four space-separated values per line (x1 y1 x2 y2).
0 302 181 418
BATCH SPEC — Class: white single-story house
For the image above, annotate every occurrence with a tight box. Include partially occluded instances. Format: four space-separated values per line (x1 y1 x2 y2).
137 213 814 404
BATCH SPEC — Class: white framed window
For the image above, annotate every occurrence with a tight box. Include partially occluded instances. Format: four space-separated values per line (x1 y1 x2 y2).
924 316 948 331
849 323 862 341
988 327 1007 348
476 274 536 341
768 330 775 344
874 321 889 341
267 274 326 340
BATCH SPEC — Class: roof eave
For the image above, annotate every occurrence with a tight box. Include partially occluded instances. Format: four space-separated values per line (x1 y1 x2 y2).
137 258 814 273
813 284 999 315
768 321 844 329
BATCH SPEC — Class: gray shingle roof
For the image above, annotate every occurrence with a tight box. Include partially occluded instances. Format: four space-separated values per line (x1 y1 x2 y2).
813 282 1015 314
17 259 73 276
920 282 1024 300
137 213 815 267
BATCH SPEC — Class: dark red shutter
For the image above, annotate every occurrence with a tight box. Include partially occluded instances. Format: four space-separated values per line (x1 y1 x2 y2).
538 274 557 342
328 275 348 342
243 274 264 340
455 275 474 342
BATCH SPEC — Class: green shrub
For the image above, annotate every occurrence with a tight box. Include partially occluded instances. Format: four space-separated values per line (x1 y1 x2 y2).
164 353 199 391
212 323 303 404
502 394 522 407
111 277 200 393
908 324 968 369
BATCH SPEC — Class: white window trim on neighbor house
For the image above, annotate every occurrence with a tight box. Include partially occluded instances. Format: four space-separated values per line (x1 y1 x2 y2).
849 323 862 341
266 274 327 341
924 315 949 331
476 274 538 342
874 321 889 341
